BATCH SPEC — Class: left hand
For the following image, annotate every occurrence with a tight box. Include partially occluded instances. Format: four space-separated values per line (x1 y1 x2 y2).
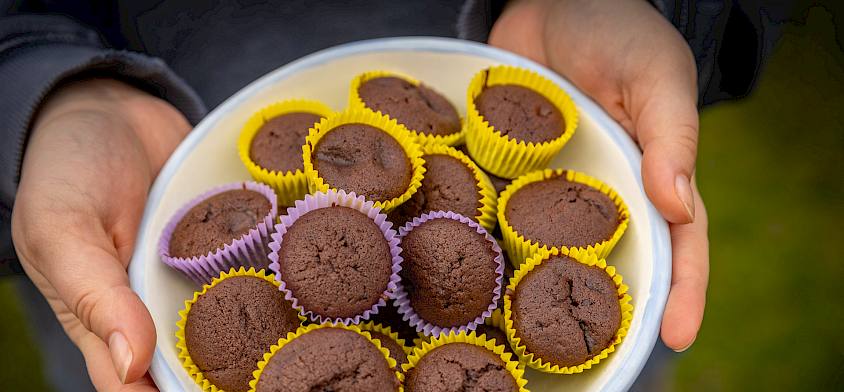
490 0 709 351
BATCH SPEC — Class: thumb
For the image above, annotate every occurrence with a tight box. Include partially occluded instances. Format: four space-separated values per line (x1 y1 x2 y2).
41 233 156 385
632 52 700 224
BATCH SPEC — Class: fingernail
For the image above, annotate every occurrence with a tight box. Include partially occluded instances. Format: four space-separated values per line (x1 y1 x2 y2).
675 174 695 221
673 335 697 353
108 332 133 383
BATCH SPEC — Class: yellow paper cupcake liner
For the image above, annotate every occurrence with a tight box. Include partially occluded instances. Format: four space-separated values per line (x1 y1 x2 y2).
503 247 633 374
348 70 465 147
402 330 529 391
498 169 630 266
176 267 305 392
357 321 413 367
421 144 498 231
464 65 579 179
302 108 426 212
248 322 404 392
237 99 335 207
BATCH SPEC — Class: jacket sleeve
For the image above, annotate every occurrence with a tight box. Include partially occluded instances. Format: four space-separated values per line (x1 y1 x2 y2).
0 14 207 275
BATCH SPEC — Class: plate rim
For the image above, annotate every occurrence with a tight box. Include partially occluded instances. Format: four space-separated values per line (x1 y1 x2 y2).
129 36 671 392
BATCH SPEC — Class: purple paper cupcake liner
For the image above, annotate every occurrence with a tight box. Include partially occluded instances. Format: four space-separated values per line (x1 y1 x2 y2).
158 181 278 285
394 210 505 337
267 189 403 325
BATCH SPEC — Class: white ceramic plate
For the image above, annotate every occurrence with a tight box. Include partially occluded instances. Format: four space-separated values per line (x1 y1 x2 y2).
128 37 670 392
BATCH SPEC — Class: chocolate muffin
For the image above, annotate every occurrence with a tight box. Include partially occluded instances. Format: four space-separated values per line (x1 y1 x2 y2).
505 175 620 249
249 112 323 173
400 218 499 329
169 189 271 258
511 255 621 367
373 302 421 343
475 84 564 144
405 343 517 392
388 154 481 227
358 76 461 137
368 330 409 367
277 206 392 319
184 276 301 392
313 123 412 201
255 327 399 392
475 325 512 354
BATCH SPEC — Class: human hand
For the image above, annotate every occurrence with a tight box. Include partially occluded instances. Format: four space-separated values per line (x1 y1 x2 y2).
12 78 190 390
490 0 709 351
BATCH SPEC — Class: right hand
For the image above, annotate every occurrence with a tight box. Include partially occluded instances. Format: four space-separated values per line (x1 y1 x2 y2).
11 78 191 390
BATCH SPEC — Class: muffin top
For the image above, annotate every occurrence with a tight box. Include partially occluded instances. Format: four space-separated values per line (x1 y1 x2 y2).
400 218 499 328
249 112 323 173
475 84 564 144
184 276 301 392
388 154 481 227
404 342 518 392
505 176 619 248
277 206 392 319
169 189 271 258
313 123 412 201
255 327 399 392
511 255 621 367
358 76 461 136
368 330 409 367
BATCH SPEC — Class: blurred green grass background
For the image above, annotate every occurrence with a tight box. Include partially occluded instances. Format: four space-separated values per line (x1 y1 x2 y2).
1 4 842 391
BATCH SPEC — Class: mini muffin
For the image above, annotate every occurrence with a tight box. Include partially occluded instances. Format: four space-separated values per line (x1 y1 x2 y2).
178 269 301 392
499 169 629 263
397 212 503 335
356 76 461 138
509 253 623 369
475 84 564 144
169 189 271 259
303 109 426 212
404 342 518 392
160 182 277 284
276 206 393 320
252 325 400 392
389 145 497 230
238 100 333 207
464 66 578 179
249 112 324 173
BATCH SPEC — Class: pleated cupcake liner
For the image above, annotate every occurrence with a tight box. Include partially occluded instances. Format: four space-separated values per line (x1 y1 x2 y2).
402 330 529 391
267 189 403 325
503 247 634 374
237 99 335 207
394 210 504 337
497 168 630 267
302 108 426 212
175 267 305 392
421 143 499 231
348 70 465 146
464 65 578 179
248 322 404 392
159 181 278 285
356 321 413 370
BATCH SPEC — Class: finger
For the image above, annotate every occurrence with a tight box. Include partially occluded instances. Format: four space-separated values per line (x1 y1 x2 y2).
660 180 709 351
632 46 700 224
18 214 157 385
76 329 159 391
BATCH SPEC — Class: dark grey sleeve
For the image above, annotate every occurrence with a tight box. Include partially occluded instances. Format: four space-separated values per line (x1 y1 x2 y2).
0 14 207 275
